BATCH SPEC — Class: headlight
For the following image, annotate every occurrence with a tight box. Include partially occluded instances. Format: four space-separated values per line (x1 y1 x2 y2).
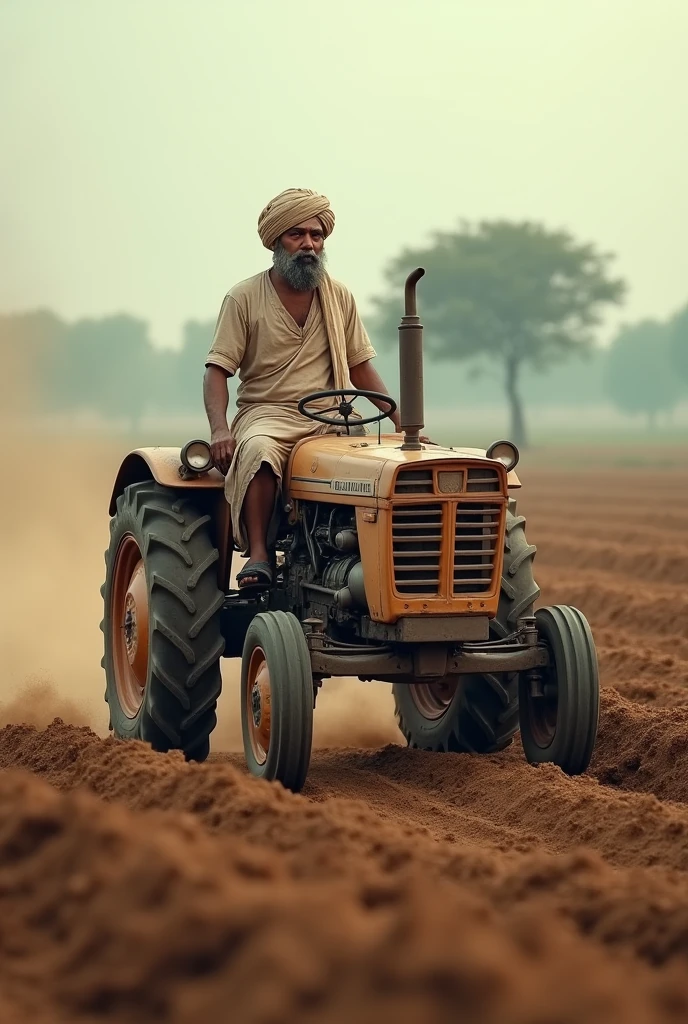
180 439 213 474
486 439 519 471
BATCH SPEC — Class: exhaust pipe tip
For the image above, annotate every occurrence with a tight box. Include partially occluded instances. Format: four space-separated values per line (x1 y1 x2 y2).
399 268 426 451
404 267 425 317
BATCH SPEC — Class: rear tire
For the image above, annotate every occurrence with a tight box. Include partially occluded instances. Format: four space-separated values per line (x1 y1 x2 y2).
101 481 224 761
241 610 314 793
519 605 600 775
393 505 539 754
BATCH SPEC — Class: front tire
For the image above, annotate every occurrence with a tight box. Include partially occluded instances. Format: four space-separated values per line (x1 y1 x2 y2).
519 605 600 775
101 481 225 761
241 610 314 792
393 505 540 754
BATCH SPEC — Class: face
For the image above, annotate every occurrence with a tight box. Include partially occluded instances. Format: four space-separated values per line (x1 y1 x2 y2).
272 217 327 291
277 217 325 256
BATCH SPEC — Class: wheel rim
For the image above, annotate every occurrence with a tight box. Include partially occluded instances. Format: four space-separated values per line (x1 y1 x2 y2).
246 646 271 765
408 679 458 721
111 534 149 719
524 655 558 747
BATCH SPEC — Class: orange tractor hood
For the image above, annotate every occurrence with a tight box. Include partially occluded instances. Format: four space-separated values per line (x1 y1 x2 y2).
287 432 520 505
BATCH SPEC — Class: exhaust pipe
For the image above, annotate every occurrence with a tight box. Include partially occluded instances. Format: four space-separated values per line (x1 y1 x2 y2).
399 267 425 451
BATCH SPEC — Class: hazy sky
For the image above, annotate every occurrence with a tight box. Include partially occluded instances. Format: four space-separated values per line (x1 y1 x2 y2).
2 0 686 348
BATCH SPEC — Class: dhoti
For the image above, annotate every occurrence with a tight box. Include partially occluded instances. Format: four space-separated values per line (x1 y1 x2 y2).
226 403 360 553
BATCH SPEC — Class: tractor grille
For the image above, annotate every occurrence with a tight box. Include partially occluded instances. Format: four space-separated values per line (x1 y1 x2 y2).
453 504 501 594
394 469 433 495
392 501 503 598
392 503 442 595
466 467 500 492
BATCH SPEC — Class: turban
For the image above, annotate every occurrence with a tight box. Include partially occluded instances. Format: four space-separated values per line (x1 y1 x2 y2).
257 188 335 250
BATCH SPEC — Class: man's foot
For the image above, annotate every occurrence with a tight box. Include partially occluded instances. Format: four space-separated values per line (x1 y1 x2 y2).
237 560 273 590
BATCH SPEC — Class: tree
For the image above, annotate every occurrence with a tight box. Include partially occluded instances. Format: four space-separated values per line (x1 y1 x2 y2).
57 315 155 429
669 304 688 386
603 319 684 428
0 310 67 417
371 221 626 446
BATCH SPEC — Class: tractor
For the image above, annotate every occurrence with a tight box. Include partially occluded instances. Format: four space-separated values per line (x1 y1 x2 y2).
101 268 600 791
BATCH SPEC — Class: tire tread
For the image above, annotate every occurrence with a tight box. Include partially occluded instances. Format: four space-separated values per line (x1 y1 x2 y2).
102 480 224 761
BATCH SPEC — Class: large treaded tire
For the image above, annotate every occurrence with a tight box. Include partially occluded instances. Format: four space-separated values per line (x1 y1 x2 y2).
101 480 224 761
393 504 540 754
241 610 314 793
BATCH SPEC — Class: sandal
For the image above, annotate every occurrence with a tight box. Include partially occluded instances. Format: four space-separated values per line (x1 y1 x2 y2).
237 560 273 590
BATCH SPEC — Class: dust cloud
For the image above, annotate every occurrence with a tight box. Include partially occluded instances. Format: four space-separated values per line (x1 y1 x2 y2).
0 435 118 735
0 678 91 730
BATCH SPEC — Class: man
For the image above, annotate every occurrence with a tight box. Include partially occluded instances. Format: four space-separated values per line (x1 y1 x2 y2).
203 187 401 589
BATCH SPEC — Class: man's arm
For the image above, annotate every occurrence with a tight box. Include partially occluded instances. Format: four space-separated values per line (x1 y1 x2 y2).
203 365 236 473
349 359 401 432
203 290 249 473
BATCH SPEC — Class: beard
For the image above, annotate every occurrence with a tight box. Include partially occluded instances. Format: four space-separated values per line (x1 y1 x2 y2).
272 240 327 291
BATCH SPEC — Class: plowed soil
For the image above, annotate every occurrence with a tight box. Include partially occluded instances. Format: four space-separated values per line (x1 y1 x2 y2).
1 442 687 1023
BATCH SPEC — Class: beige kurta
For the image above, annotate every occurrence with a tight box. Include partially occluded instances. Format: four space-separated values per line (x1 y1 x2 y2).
205 270 377 551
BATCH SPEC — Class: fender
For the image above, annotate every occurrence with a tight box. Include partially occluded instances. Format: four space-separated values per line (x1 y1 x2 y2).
108 447 225 513
109 448 233 591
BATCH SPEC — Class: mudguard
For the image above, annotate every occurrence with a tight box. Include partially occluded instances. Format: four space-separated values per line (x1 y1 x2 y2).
108 447 225 515
108 448 232 591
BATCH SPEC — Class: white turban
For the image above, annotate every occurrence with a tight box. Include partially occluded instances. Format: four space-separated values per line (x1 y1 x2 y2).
257 188 335 250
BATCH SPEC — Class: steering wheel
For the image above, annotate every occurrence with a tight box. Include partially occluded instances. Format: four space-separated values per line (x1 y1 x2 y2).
297 389 397 433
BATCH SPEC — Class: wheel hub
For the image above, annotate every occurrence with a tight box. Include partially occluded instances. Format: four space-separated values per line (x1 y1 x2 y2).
123 560 148 682
409 678 458 720
525 664 558 746
251 681 263 727
124 596 138 663
246 650 271 765
111 536 149 719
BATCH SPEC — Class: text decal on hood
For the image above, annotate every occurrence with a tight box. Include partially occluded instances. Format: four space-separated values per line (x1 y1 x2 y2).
330 479 375 496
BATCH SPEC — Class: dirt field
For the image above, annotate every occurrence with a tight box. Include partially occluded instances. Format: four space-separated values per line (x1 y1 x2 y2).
1 439 688 1023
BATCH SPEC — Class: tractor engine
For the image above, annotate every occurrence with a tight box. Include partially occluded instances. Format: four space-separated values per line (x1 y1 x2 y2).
321 557 367 611
290 503 369 616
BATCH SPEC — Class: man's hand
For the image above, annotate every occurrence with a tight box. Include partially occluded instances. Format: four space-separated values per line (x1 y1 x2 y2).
210 428 236 475
204 366 235 472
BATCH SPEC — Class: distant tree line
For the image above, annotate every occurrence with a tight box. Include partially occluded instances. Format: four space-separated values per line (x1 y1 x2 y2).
2 219 687 440
0 310 213 427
